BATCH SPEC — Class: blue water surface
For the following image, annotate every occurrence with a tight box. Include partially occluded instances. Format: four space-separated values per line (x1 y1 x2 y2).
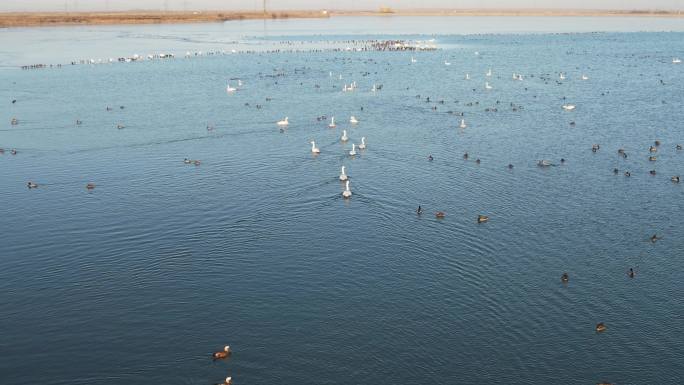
1 17 684 385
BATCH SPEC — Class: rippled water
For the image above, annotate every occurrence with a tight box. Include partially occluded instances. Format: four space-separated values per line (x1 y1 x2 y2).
1 17 684 385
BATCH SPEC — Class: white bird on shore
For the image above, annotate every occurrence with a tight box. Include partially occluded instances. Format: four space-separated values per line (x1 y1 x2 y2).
342 180 352 198
277 117 289 126
485 81 492 90
226 82 236 93
339 166 348 181
350 116 358 124
460 119 467 129
341 130 349 142
358 137 366 150
349 143 357 156
329 117 336 128
310 141 320 154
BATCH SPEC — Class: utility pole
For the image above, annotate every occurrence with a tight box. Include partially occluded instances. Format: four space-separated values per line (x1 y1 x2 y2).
263 0 267 15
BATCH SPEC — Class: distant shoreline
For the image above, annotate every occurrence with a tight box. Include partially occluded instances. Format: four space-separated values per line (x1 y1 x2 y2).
1 9 683 28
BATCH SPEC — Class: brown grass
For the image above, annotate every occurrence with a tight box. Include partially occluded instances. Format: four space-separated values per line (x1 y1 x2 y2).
0 10 329 28
0 9 681 28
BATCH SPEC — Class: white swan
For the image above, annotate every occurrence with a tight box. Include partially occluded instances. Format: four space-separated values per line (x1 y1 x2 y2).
226 82 236 93
485 82 492 90
465 73 470 80
459 119 467 129
277 117 289 126
342 180 352 198
559 73 566 80
371 84 377 92
358 137 366 150
339 166 348 181
444 60 451 66
486 68 492 77
224 377 232 385
238 79 243 87
341 130 349 142
581 74 589 80
350 116 358 124
349 143 357 156
310 141 320 154
673 58 681 64
411 56 417 63
562 104 576 111
329 117 336 128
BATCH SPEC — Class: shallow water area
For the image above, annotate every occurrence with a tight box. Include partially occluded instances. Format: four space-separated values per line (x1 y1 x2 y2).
1 16 684 385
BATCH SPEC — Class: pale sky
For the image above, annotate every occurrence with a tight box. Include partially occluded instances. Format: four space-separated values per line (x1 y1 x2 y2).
2 0 683 12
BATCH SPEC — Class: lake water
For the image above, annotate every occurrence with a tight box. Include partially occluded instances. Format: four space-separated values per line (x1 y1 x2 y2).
1 16 684 385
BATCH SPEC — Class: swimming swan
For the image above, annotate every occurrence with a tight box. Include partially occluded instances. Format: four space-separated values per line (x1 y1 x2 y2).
310 141 320 154
459 119 467 129
341 130 349 142
339 166 348 181
358 137 366 150
349 143 357 156
329 117 336 128
350 116 359 124
277 117 289 126
342 180 352 198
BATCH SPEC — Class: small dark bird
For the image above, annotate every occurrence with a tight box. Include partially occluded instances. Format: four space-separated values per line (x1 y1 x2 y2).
595 323 607 332
561 272 569 283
